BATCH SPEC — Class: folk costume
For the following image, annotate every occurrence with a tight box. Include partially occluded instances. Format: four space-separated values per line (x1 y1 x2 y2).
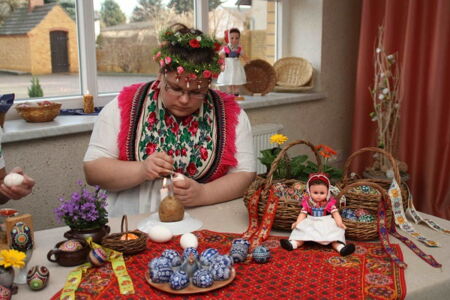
288 173 346 245
84 81 255 217
216 45 247 86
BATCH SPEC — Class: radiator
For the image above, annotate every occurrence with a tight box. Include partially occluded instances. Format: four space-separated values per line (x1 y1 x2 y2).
252 123 284 174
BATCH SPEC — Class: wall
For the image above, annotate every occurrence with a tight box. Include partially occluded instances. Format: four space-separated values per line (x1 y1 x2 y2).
0 35 31 72
29 5 79 74
3 1 362 230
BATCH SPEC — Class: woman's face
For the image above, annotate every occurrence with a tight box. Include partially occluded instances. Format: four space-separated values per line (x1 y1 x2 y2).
309 184 328 203
159 72 209 118
229 32 240 47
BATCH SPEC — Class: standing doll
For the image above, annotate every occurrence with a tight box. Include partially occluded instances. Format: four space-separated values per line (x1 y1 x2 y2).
217 28 248 100
280 173 356 256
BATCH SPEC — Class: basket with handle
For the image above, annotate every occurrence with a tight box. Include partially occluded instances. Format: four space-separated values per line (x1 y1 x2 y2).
243 140 323 231
102 215 148 255
335 181 389 241
338 147 409 215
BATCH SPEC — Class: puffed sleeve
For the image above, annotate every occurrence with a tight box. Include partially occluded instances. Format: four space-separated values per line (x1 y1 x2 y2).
326 197 338 214
300 196 310 214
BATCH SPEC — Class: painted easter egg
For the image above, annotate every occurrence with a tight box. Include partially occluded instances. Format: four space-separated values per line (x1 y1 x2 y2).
230 244 248 263
182 247 199 260
120 233 139 241
58 240 83 252
4 173 24 187
192 269 213 288
209 262 231 281
11 222 33 251
148 225 173 243
180 232 198 249
26 265 49 291
148 257 171 271
252 245 271 264
161 249 182 267
150 265 173 283
212 254 234 267
169 270 189 290
88 248 108 266
199 248 219 266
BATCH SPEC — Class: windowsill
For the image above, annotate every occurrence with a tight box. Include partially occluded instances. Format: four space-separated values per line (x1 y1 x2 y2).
2 92 326 144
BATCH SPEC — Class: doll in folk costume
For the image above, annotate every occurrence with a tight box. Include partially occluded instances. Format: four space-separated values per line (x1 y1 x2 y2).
217 28 248 100
280 173 356 256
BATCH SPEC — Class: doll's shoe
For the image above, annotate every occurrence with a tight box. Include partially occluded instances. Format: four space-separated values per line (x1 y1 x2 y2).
339 243 356 256
280 239 293 251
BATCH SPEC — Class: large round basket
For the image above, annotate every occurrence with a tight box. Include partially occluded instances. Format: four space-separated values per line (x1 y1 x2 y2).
273 57 313 87
15 102 61 122
102 215 148 255
336 181 390 241
244 59 277 95
337 147 409 215
243 140 323 231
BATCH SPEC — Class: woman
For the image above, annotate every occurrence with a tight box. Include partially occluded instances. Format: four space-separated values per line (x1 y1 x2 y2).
84 23 256 217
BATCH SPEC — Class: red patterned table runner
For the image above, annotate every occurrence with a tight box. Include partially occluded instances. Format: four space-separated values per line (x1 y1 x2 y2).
51 230 406 300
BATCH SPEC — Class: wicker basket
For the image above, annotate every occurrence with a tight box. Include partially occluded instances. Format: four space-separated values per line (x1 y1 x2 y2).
336 181 389 241
273 57 313 87
102 215 148 255
15 102 61 122
243 140 323 231
338 147 409 213
244 59 277 95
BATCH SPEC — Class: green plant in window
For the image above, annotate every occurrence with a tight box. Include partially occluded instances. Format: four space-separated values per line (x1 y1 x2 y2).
28 77 44 98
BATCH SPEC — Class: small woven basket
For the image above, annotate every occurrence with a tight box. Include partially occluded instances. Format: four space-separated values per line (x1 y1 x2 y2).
102 215 148 255
244 59 277 95
15 102 61 122
338 147 408 214
336 181 389 241
273 57 313 87
243 140 323 231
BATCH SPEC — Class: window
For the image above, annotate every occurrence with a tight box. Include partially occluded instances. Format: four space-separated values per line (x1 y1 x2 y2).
0 0 283 113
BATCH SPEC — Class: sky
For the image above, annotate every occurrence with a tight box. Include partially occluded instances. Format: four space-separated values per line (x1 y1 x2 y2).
94 0 237 18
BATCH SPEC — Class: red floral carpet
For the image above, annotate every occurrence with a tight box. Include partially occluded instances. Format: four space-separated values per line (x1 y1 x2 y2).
51 230 406 299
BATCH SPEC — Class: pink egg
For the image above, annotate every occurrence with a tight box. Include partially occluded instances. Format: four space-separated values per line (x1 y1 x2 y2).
59 240 83 252
89 248 108 266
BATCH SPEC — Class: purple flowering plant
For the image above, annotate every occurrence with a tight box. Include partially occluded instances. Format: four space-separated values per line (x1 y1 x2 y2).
54 180 108 230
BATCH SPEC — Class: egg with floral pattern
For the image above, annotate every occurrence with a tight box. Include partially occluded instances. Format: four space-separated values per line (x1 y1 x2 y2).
150 265 173 283
209 262 231 281
88 248 108 266
148 257 171 271
212 254 234 267
58 240 83 252
161 249 182 267
252 245 271 264
199 248 219 266
26 265 49 291
169 270 189 290
192 269 213 288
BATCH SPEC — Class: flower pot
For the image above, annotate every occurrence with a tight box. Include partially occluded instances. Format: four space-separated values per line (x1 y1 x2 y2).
64 225 110 244
0 266 15 289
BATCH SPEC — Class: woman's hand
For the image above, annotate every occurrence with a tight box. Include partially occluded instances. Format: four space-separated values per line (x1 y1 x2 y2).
141 152 174 181
0 167 35 200
172 176 206 207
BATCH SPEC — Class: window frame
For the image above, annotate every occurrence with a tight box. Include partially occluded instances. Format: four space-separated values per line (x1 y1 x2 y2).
11 0 287 112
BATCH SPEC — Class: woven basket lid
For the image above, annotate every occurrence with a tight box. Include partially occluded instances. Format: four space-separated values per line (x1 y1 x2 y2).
244 59 276 95
273 57 313 87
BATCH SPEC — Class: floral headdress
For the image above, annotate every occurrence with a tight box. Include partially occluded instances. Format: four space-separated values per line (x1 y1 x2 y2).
153 26 223 88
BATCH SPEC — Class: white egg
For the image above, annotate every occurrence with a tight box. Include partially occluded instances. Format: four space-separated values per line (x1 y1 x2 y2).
172 173 185 182
180 232 198 249
148 225 173 243
4 173 24 187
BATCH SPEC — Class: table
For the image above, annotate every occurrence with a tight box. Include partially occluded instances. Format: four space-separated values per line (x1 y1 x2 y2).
15 199 450 299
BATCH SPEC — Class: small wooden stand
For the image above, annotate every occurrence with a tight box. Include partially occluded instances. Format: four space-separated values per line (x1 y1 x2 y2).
0 214 34 249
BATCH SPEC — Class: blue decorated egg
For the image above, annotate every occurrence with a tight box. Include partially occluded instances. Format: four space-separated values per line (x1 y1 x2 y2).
231 238 250 248
199 248 219 266
169 270 189 290
192 269 213 288
26 265 49 291
183 247 199 260
212 254 234 267
88 248 108 267
148 257 171 271
252 245 271 264
150 265 173 283
230 244 248 263
161 249 182 267
209 262 231 281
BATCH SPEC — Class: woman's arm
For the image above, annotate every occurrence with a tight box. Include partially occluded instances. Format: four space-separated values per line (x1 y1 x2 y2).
84 152 174 192
332 211 347 229
173 171 255 206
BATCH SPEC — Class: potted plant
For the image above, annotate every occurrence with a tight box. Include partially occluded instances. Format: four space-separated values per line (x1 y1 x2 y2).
28 76 44 98
0 249 26 290
54 180 110 244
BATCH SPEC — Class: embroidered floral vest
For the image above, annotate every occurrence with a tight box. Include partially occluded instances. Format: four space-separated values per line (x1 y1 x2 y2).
117 81 240 183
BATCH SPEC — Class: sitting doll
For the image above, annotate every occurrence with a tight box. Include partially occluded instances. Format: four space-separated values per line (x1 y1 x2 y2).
280 173 355 256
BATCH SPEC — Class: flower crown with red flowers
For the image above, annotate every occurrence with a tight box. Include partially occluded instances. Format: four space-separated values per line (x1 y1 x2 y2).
153 27 223 85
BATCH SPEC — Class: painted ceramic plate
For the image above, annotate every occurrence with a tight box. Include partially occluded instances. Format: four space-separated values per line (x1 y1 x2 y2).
146 268 235 295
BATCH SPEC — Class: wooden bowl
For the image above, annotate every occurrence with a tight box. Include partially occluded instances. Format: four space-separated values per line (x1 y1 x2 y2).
16 101 61 122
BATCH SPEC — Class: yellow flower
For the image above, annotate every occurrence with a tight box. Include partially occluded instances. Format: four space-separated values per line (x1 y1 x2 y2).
0 249 26 268
270 134 288 145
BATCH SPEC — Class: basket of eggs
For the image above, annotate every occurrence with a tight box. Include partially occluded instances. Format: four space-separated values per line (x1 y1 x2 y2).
102 215 148 255
15 101 61 122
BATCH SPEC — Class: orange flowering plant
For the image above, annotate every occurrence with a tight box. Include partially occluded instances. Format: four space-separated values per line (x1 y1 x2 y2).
259 136 343 181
